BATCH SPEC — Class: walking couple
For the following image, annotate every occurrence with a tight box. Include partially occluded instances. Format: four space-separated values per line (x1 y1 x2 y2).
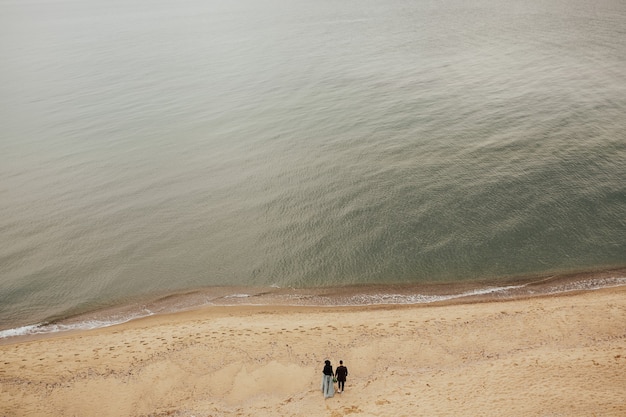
321 360 349 398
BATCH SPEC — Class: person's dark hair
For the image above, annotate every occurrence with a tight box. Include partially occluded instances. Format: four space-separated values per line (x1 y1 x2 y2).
339 360 343 364
325 360 330 365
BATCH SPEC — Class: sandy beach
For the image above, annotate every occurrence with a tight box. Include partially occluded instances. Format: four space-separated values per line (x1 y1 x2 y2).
2 285 625 417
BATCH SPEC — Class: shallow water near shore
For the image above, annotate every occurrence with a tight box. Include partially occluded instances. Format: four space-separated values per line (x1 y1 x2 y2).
2 268 625 343
1 0 625 334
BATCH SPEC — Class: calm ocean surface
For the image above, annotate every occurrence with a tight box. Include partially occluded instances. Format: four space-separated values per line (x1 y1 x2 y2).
1 0 625 335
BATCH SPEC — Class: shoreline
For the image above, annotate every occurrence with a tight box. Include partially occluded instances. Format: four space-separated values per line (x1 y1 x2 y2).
2 266 625 344
2 285 625 416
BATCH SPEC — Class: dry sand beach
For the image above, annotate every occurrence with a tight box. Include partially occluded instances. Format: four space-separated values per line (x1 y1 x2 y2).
2 285 625 417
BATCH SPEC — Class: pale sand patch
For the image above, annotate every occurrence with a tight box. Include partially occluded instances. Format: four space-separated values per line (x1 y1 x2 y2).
1 286 625 416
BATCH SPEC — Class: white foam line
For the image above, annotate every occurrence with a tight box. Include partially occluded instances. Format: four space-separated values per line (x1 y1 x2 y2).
342 284 528 306
544 277 626 295
0 309 155 340
0 324 43 339
2 278 624 340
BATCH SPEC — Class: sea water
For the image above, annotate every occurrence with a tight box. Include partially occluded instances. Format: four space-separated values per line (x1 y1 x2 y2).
1 0 625 336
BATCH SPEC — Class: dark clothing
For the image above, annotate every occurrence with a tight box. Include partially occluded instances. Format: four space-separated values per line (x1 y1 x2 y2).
335 365 348 391
322 363 335 398
338 380 345 391
335 365 348 381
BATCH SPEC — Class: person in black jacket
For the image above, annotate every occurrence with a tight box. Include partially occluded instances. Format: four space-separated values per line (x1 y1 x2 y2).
321 360 335 398
335 360 348 393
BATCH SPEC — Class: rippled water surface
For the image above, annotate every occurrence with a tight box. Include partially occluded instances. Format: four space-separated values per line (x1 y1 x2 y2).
1 0 625 330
